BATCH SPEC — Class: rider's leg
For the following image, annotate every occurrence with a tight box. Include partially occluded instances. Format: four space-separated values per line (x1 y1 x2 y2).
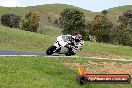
65 44 75 55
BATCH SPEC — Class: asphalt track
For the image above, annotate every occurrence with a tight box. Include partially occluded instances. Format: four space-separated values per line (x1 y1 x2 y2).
0 49 65 56
0 49 79 58
0 49 132 62
0 49 44 56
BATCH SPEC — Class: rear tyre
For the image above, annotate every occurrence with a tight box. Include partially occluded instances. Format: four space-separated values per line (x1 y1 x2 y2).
65 50 75 56
46 45 56 55
65 52 72 56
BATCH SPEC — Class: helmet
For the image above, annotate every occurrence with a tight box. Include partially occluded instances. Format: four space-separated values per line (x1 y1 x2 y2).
75 34 82 42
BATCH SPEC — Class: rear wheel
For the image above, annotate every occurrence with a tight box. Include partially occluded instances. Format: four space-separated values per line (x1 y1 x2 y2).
65 50 75 56
46 45 56 55
65 52 72 56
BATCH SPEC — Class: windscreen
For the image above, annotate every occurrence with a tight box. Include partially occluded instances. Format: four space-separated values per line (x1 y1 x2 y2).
62 35 72 42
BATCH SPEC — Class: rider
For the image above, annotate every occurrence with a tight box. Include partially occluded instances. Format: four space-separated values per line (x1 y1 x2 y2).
65 34 84 53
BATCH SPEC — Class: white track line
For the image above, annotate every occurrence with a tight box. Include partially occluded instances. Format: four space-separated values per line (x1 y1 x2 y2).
45 56 132 62
80 56 132 62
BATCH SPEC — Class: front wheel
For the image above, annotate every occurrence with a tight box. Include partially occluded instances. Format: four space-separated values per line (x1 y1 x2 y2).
46 45 56 55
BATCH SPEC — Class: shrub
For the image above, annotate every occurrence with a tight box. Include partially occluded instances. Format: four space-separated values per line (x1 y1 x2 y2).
21 12 40 32
1 13 21 28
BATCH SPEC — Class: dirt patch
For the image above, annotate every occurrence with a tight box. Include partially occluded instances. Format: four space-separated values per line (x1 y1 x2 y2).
63 61 132 76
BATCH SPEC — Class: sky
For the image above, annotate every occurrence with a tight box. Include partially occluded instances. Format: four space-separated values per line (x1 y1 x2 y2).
0 0 132 12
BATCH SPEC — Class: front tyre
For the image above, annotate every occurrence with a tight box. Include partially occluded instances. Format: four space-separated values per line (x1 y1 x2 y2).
46 45 56 55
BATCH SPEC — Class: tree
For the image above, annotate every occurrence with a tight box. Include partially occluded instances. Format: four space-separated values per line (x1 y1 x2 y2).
116 10 132 46
59 8 85 35
1 13 21 28
84 21 93 41
102 10 108 15
29 13 40 32
123 10 132 19
89 14 113 42
21 11 40 32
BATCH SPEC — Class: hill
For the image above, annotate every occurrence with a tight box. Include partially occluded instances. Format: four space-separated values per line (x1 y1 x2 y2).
0 24 56 52
0 24 132 59
107 5 132 24
0 4 97 32
0 25 131 87
0 4 131 59
0 4 131 31
0 4 97 21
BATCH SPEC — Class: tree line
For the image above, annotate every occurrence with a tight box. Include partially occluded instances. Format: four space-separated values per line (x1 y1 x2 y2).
58 8 132 46
0 8 132 46
0 11 40 32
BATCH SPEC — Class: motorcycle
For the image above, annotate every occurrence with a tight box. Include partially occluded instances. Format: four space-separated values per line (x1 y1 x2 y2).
46 35 84 56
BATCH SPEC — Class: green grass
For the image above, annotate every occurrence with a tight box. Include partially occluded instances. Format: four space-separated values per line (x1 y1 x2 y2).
0 24 132 59
84 42 132 56
79 41 132 59
0 25 55 52
38 25 62 36
0 57 131 88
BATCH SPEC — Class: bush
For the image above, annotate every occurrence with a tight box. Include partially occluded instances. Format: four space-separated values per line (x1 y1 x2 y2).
53 19 59 25
1 13 21 28
21 12 40 32
128 40 132 47
21 19 30 31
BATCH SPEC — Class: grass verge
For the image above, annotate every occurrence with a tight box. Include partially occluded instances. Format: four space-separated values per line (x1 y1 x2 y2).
0 56 131 88
78 41 132 59
0 25 55 52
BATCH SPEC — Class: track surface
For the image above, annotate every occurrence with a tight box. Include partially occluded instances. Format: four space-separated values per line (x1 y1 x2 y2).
0 49 132 62
0 49 64 56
